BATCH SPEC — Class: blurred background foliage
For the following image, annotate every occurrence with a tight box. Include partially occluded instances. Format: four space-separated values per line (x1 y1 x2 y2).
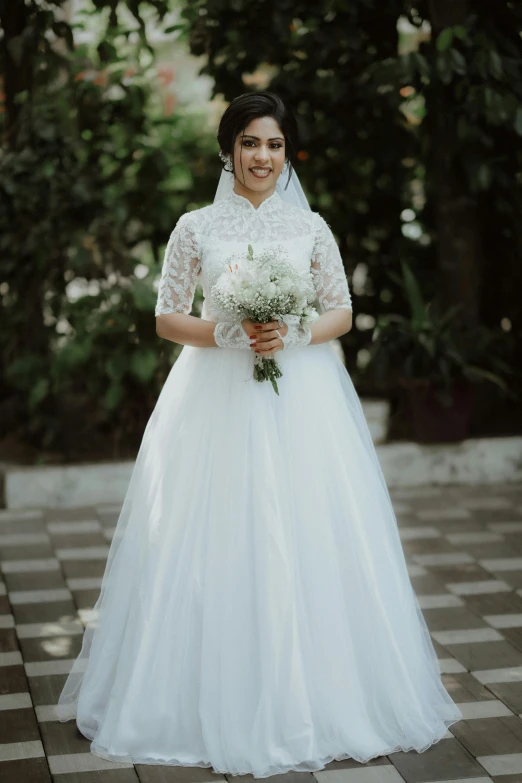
0 0 521 462
0 0 219 461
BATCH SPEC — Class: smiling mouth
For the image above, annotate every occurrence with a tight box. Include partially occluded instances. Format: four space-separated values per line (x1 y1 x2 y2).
250 167 272 178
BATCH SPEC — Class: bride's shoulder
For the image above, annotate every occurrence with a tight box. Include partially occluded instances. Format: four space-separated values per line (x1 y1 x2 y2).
278 200 325 232
175 203 214 231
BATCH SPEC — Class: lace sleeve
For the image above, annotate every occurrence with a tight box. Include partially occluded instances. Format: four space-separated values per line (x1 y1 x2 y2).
311 213 352 312
155 213 201 316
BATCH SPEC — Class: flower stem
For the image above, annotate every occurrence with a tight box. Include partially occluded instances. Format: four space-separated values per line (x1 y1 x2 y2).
253 356 283 395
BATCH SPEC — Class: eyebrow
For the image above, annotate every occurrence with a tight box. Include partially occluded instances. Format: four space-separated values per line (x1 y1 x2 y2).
241 134 285 141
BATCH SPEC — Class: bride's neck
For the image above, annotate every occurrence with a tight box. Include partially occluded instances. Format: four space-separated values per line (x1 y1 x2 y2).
232 183 276 210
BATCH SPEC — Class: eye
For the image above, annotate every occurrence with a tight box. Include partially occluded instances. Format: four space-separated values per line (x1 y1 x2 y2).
240 140 284 149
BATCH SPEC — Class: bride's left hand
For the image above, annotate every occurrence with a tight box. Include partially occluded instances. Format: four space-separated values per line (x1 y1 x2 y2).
252 320 288 355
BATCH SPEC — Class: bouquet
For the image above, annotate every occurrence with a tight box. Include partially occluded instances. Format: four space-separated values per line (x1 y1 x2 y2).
210 244 319 394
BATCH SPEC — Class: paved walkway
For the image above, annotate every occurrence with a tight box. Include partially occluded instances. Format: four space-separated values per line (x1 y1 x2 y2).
1 483 522 782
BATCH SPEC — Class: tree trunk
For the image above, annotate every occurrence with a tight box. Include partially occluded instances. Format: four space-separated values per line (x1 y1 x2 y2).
0 0 33 145
428 0 481 326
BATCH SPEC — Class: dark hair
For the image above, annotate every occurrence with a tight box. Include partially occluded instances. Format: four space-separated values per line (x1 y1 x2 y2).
217 91 299 190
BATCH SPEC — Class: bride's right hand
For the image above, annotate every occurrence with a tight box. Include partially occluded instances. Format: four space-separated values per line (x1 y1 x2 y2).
242 318 274 338
242 318 287 352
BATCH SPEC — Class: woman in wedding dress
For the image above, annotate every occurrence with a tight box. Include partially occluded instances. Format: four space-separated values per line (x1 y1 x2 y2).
57 91 462 776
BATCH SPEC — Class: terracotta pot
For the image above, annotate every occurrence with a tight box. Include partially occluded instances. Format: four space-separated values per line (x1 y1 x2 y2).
400 377 474 443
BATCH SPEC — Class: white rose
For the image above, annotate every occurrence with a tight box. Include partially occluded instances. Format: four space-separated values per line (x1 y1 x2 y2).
278 277 292 293
262 282 277 298
302 306 320 324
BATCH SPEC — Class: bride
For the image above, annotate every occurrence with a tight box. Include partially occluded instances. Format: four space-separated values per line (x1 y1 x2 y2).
57 91 462 777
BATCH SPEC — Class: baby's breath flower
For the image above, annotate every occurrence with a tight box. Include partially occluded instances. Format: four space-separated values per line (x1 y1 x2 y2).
209 244 319 394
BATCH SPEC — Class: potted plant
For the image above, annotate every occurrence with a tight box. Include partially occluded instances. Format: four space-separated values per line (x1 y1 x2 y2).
366 261 511 443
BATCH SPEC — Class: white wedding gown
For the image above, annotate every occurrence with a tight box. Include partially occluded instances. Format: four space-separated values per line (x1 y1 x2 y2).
57 190 462 776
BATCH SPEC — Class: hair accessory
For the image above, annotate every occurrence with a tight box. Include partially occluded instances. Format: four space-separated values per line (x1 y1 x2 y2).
219 150 234 172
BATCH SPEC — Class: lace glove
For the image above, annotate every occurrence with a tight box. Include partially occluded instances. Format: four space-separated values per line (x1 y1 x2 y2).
214 321 252 350
280 314 312 350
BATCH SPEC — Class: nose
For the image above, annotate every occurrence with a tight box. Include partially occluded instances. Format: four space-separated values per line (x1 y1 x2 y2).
254 146 270 163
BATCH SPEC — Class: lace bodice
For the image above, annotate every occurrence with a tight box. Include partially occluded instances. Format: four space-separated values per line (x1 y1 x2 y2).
154 190 352 321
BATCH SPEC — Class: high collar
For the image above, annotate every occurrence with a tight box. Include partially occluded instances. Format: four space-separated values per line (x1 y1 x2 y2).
228 189 280 213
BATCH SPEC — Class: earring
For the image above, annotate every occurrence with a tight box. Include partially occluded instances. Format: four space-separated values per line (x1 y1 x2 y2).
219 150 233 173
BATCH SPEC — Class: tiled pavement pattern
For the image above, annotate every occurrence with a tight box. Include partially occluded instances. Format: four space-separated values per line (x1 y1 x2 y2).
2 485 522 782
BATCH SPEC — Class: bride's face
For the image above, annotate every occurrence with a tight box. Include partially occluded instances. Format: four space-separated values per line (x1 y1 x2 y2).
232 116 286 196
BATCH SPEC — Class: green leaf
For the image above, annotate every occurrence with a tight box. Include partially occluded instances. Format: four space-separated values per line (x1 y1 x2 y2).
56 339 92 369
129 349 158 383
28 378 50 411
104 382 123 410
452 26 467 40
489 50 503 79
132 278 155 311
436 54 452 85
514 108 522 136
465 366 508 392
413 52 430 78
438 305 463 329
164 24 187 34
457 116 468 140
13 90 29 105
400 261 428 330
449 48 466 75
436 28 454 52
477 163 492 190
7 35 25 66
105 355 127 381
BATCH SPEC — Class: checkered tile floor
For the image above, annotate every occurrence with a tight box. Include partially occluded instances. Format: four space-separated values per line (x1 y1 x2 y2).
2 484 522 782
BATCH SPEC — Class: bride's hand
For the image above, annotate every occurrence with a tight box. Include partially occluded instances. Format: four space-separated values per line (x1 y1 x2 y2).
241 318 288 354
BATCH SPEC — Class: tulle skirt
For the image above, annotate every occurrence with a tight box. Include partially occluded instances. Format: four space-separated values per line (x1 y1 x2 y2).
57 340 462 777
